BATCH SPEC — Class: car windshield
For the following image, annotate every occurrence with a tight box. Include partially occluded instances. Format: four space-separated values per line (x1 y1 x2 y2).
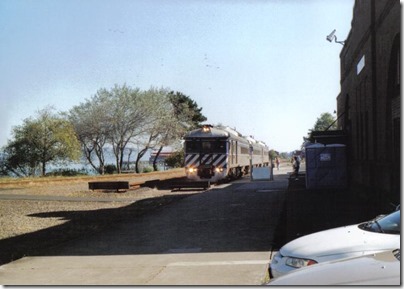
359 210 400 234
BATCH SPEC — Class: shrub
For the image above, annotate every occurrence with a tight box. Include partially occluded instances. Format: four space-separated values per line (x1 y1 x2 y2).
45 168 88 177
104 164 117 174
165 150 184 168
142 166 153 173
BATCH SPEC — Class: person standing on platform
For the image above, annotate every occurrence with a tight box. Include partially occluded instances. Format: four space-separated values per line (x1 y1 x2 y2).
293 155 300 178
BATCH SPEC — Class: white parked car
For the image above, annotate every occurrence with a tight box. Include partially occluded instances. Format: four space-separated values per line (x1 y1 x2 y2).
270 209 400 278
268 249 400 285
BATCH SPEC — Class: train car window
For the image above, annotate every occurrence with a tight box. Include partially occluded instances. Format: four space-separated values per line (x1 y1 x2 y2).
201 141 212 151
185 140 227 153
202 141 227 153
215 141 227 153
240 147 249 154
185 141 200 153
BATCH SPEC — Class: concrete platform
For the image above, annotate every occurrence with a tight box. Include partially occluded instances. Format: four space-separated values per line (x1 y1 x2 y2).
0 171 289 285
0 252 271 285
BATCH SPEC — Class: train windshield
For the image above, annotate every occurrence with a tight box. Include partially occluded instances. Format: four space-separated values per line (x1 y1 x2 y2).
185 140 227 153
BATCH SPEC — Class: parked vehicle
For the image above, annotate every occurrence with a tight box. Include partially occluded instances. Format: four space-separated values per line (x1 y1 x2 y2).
270 209 400 278
267 249 400 285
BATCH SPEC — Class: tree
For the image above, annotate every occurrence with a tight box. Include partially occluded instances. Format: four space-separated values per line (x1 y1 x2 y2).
168 91 207 129
130 88 165 172
304 112 338 145
269 149 277 160
69 84 152 174
147 91 207 170
312 112 337 131
133 89 207 172
68 85 207 174
105 84 151 174
131 87 184 173
68 95 111 174
4 107 81 176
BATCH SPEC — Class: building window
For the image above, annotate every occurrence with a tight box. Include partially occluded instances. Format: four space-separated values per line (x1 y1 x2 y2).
357 54 365 75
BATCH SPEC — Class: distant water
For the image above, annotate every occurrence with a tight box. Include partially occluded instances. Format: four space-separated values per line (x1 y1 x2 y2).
49 148 157 175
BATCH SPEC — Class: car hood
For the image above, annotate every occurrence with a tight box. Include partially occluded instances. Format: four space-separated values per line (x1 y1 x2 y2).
268 249 400 285
280 224 399 261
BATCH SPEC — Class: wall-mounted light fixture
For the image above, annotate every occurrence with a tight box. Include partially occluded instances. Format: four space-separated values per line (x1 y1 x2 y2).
326 29 345 45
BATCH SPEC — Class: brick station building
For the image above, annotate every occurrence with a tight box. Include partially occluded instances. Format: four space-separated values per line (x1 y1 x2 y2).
336 0 400 208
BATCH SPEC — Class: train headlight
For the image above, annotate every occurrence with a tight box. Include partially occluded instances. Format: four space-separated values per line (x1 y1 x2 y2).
215 167 224 173
187 167 196 173
202 125 212 132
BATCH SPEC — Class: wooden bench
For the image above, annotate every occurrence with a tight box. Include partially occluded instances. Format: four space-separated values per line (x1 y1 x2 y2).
88 181 130 192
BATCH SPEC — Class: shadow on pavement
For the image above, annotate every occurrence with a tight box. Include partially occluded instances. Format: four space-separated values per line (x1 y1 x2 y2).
2 172 392 266
0 194 191 266
0 179 286 265
272 173 391 249
140 177 188 190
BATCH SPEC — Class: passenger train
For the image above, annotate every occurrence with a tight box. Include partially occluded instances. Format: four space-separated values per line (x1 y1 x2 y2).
184 124 270 182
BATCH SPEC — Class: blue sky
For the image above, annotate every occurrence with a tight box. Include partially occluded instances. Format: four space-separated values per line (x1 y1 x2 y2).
0 0 354 152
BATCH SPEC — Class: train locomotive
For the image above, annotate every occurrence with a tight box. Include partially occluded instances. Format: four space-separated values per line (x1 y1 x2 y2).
184 124 270 182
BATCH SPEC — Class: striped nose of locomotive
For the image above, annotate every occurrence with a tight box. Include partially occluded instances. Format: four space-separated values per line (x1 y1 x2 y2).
185 153 227 168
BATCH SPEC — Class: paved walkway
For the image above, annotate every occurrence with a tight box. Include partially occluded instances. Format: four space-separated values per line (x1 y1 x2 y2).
0 168 290 285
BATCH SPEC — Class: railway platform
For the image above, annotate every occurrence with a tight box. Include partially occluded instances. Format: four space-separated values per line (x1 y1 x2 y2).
0 168 289 285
